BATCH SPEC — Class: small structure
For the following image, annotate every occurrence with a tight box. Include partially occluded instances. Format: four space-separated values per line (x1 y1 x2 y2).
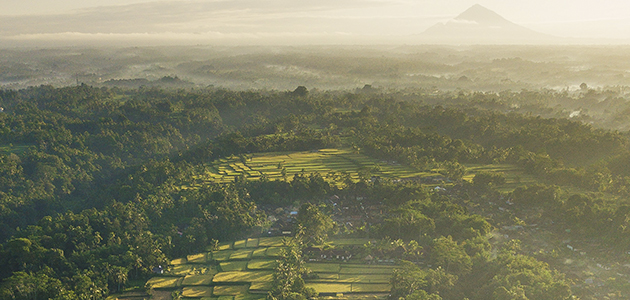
152 266 164 274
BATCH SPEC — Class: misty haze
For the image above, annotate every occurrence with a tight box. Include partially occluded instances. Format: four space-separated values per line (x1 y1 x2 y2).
1 2 630 300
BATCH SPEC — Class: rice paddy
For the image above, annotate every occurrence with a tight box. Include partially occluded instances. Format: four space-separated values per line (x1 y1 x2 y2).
463 164 538 192
146 237 395 299
219 261 248 272
182 275 215 286
181 148 533 192
182 287 214 298
190 148 436 185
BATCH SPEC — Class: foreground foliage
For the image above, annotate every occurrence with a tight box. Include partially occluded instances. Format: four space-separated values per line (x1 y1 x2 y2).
1 84 628 298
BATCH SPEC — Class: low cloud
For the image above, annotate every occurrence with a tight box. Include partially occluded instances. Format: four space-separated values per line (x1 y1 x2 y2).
0 0 435 45
1 30 408 47
0 0 395 35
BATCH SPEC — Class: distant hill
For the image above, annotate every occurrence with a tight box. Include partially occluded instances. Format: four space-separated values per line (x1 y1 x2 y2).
102 76 194 88
421 4 555 44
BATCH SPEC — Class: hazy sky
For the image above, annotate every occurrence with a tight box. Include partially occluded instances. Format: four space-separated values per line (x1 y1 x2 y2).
1 0 629 45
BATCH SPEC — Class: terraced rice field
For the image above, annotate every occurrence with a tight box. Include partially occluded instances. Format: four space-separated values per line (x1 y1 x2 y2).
182 149 532 192
463 164 538 192
146 237 394 299
191 148 435 185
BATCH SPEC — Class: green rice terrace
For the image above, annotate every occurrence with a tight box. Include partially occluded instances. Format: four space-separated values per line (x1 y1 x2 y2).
194 148 426 184
145 237 394 300
187 148 534 190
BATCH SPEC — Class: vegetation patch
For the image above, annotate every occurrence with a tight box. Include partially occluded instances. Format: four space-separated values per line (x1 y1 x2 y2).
234 240 247 249
217 242 234 251
305 263 341 273
265 247 286 257
219 261 249 272
212 250 236 262
329 238 370 246
311 273 339 280
247 259 278 270
171 258 187 265
338 274 390 283
146 277 183 289
339 267 393 274
305 283 352 294
464 164 537 192
182 275 215 286
246 238 259 248
249 281 273 292
212 271 273 283
200 149 435 184
230 249 253 260
251 248 268 258
0 144 31 155
182 286 214 298
258 237 284 247
167 265 198 276
213 285 250 296
187 253 208 264
350 283 392 293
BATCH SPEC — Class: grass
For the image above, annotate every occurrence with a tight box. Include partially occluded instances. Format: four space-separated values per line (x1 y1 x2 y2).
246 238 259 248
235 294 266 300
258 237 285 247
265 247 285 257
146 277 183 289
148 238 395 296
230 249 253 260
189 149 440 186
182 286 214 298
212 271 273 283
305 283 352 294
218 242 234 250
0 144 30 155
187 253 208 264
339 267 394 274
182 275 215 286
251 248 268 258
182 149 535 194
213 285 250 296
247 259 278 270
249 281 273 291
329 238 370 246
306 263 341 273
338 274 390 283
213 250 236 262
464 164 538 192
170 258 187 265
350 284 392 293
167 264 216 277
220 261 248 272
167 264 197 276
234 240 247 249
313 273 339 280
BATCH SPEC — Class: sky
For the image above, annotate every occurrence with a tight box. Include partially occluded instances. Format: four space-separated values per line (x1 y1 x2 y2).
1 0 629 45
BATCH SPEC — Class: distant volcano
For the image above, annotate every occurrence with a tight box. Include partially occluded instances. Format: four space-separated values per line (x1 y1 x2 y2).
421 4 554 44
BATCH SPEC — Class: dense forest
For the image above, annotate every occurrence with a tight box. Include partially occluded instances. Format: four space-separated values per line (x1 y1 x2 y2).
1 84 630 299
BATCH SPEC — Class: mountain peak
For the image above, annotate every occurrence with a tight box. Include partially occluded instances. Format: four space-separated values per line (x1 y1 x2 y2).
420 4 554 44
455 4 511 26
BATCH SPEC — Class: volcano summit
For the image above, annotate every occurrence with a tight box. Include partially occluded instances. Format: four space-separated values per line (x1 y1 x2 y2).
421 4 554 44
